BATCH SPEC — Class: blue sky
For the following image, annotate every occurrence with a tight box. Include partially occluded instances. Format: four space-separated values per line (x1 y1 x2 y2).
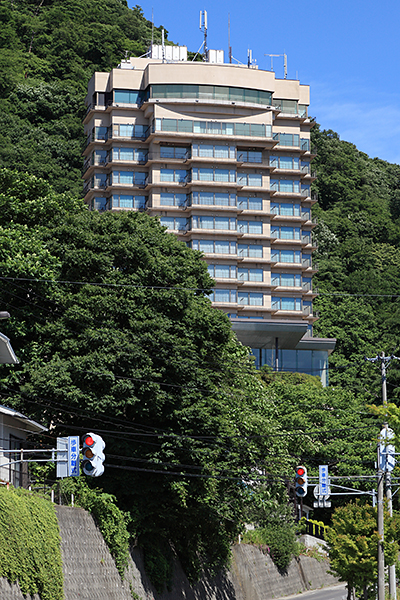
130 0 400 165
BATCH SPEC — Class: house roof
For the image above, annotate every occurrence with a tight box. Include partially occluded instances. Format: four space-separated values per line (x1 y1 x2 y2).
0 404 47 433
0 332 19 365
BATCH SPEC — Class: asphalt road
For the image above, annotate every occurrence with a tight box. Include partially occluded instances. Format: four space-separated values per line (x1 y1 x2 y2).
275 583 347 600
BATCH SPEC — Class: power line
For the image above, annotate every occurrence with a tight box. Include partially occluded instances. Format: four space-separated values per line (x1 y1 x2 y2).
2 275 400 299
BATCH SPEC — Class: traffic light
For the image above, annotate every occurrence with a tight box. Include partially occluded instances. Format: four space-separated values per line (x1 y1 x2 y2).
81 433 105 477
295 465 307 497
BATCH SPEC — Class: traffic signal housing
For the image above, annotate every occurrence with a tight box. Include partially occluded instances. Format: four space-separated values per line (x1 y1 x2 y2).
295 465 307 497
81 433 105 477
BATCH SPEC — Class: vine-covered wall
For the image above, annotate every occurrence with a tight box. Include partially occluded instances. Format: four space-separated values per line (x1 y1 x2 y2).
0 486 64 600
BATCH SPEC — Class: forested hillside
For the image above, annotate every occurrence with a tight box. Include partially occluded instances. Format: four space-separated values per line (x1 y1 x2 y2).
1 0 400 590
311 128 400 398
0 0 165 194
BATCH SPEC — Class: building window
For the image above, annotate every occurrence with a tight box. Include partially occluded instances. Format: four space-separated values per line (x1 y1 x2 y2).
190 192 236 207
160 169 189 183
114 89 141 104
159 193 187 206
270 202 301 216
301 139 310 152
112 171 147 186
192 144 235 159
238 244 263 258
150 84 272 106
93 126 108 141
112 148 148 162
270 156 299 170
273 99 299 114
160 146 191 159
91 173 107 188
238 292 264 306
154 118 272 138
271 250 301 263
91 197 107 211
92 150 107 165
237 221 263 234
191 216 236 230
160 216 188 232
271 273 301 287
237 172 263 186
191 240 237 255
237 149 262 163
112 195 146 209
192 168 236 183
209 289 237 303
238 268 263 282
271 297 302 311
237 197 263 210
272 133 300 147
270 179 300 193
112 124 148 139
208 264 237 278
271 226 301 240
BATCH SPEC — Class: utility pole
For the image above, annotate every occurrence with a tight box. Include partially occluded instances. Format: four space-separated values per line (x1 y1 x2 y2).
366 352 399 600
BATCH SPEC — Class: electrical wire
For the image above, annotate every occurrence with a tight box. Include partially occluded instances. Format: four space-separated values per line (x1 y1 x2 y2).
3 275 400 299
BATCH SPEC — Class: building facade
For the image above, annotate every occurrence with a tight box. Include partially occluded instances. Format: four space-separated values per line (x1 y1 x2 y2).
83 52 335 384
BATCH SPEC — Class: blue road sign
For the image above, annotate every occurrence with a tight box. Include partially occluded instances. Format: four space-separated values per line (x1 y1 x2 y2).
68 436 80 477
319 464 328 496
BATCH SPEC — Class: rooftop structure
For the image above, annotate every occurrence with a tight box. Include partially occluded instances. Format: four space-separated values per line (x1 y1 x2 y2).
83 50 335 385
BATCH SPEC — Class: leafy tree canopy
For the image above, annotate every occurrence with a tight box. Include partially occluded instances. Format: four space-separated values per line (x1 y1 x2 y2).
0 169 292 588
326 501 398 600
0 0 169 194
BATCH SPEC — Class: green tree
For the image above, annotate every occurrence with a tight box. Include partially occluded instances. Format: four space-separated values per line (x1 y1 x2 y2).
0 169 292 588
260 371 378 480
326 502 398 600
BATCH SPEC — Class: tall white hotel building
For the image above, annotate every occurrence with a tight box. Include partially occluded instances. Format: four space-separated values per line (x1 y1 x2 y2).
83 46 335 385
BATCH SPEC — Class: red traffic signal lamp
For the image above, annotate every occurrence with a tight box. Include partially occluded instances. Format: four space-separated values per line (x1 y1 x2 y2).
82 433 105 477
295 465 307 497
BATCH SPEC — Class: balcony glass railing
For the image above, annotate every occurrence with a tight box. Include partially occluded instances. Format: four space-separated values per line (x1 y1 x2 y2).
154 118 272 139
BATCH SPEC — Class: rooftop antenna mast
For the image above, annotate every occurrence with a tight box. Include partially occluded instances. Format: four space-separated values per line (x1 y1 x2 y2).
228 13 232 64
264 53 287 78
161 28 165 62
199 10 208 61
151 7 154 47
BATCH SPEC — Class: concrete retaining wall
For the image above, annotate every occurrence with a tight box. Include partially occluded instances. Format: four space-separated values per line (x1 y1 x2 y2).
0 505 338 600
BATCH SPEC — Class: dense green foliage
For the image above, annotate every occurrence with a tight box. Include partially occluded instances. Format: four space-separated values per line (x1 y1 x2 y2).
242 522 297 571
326 502 398 600
260 371 378 481
60 477 130 578
0 486 64 600
0 0 167 194
0 169 293 588
2 0 400 586
312 126 400 399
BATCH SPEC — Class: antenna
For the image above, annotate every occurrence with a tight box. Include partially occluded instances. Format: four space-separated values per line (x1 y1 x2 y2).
264 53 287 78
161 28 165 62
247 49 252 68
151 7 154 47
199 10 208 61
228 13 232 64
